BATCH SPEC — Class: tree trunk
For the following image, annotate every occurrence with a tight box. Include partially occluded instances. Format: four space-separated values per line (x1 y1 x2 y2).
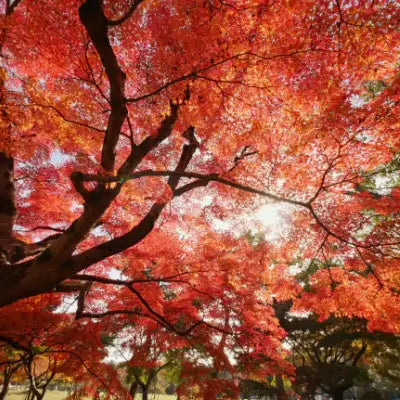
0 48 16 266
23 388 35 400
0 152 16 256
332 390 344 400
36 390 45 400
141 384 148 400
129 381 138 399
275 375 289 400
0 0 17 265
0 367 12 400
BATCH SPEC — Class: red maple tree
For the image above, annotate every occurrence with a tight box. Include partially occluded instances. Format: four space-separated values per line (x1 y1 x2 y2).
0 0 399 396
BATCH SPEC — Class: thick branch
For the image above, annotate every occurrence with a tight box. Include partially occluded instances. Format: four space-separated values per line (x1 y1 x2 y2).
119 102 180 174
5 0 22 15
352 343 367 366
0 105 181 308
10 233 62 263
54 281 91 293
0 153 16 265
79 0 127 172
69 130 199 273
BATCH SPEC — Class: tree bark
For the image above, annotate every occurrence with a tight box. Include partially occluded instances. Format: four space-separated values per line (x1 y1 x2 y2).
0 21 16 266
0 367 12 400
0 152 15 264
141 386 148 400
332 390 344 400
129 381 138 399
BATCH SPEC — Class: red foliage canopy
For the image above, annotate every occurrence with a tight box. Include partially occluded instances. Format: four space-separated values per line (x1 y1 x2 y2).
0 0 399 392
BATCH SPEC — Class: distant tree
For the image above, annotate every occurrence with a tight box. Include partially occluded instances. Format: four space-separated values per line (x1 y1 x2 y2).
275 301 397 400
0 345 23 400
362 337 400 399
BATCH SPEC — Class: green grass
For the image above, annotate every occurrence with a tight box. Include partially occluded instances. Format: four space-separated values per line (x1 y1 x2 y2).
8 390 176 399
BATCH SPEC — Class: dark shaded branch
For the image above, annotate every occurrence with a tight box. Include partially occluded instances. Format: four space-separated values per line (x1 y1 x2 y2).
126 48 342 103
118 101 180 175
70 172 92 203
78 169 309 207
10 233 62 263
307 204 370 249
173 180 209 196
5 0 22 15
0 335 30 353
0 101 183 308
72 270 196 285
79 0 127 172
355 247 384 289
78 309 142 319
229 145 258 172
27 103 105 133
14 226 66 233
82 39 110 104
106 0 145 26
54 281 91 293
45 349 115 396
70 127 200 272
126 114 135 148
167 126 198 188
126 53 249 103
0 153 16 265
352 343 367 366
75 281 92 318
0 361 21 400
127 285 177 331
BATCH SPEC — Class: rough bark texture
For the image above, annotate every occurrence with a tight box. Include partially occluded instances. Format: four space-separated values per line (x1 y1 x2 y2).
0 367 12 400
78 0 127 173
0 152 15 264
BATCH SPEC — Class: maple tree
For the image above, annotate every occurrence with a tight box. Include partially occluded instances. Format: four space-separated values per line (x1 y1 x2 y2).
276 307 368 400
0 294 127 399
115 323 181 399
365 336 400 398
0 345 23 400
0 0 399 397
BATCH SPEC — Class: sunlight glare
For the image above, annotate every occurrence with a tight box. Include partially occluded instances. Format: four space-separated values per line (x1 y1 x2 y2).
255 203 287 240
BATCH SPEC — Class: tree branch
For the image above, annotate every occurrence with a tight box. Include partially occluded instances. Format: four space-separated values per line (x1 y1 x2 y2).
106 0 146 26
5 0 22 15
78 169 309 207
0 335 30 353
79 0 127 172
